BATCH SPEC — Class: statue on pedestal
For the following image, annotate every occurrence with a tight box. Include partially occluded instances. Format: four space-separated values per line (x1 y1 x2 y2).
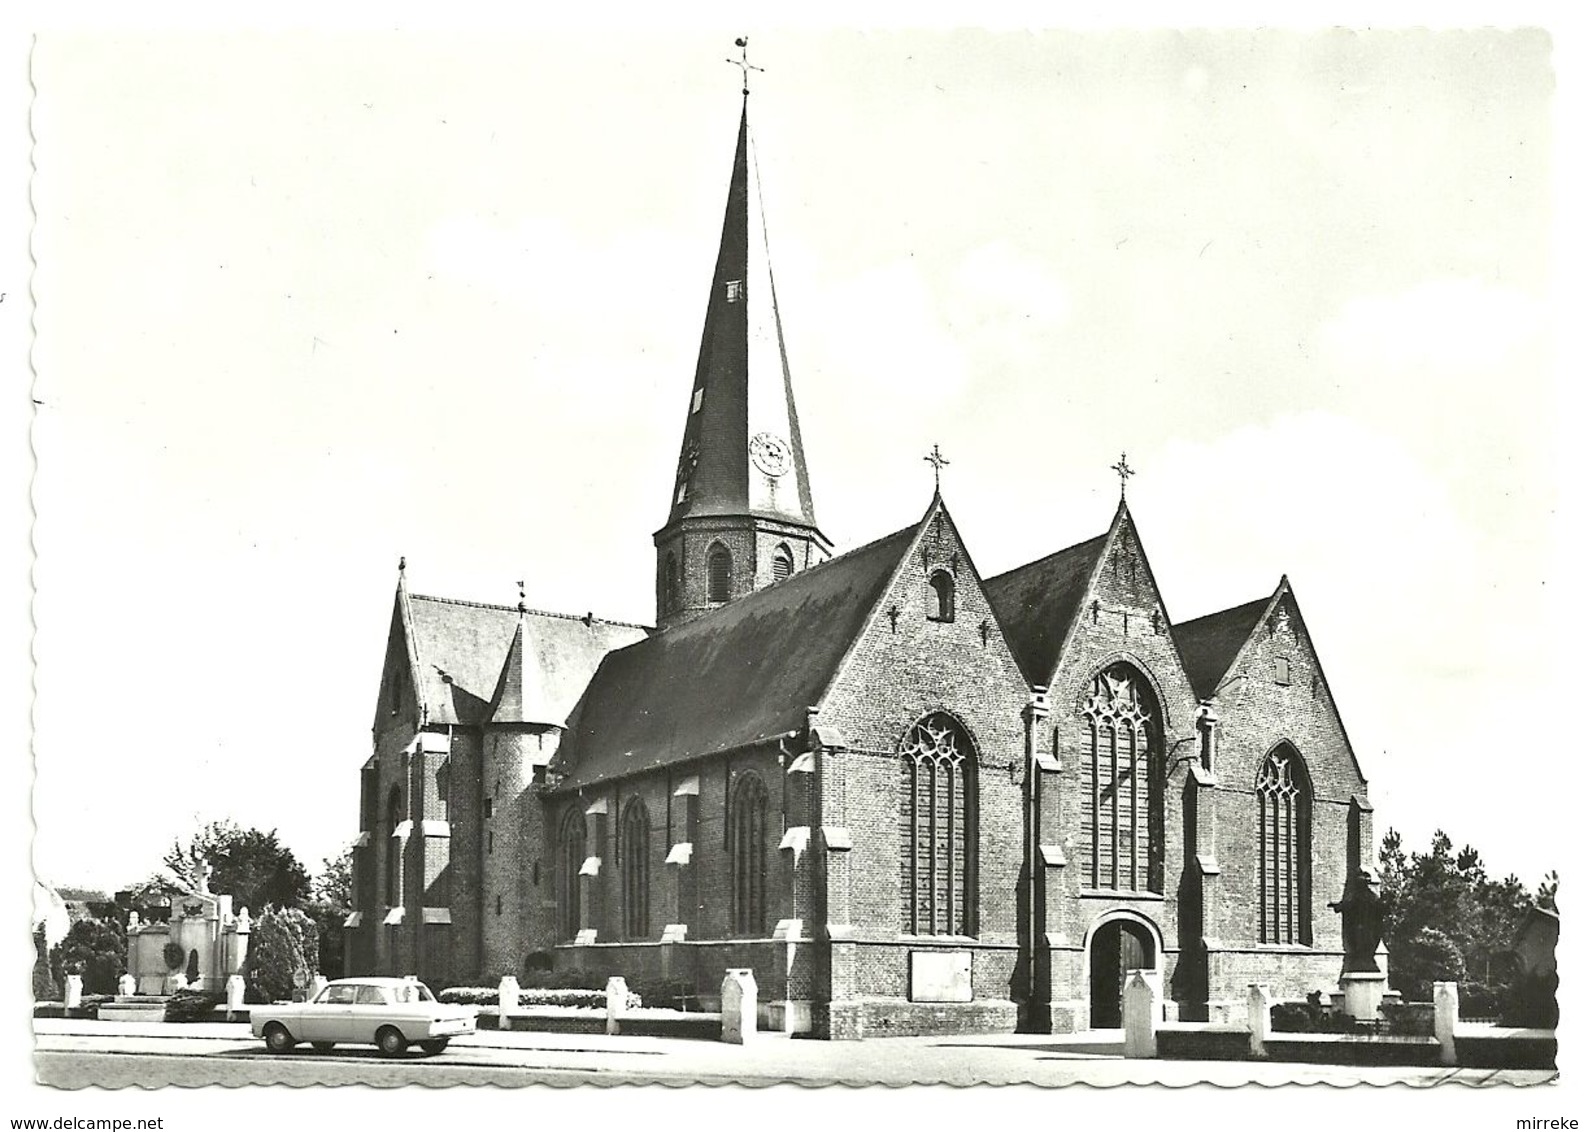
1330 867 1386 974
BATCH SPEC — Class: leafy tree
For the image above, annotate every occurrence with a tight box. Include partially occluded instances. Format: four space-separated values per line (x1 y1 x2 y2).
49 917 127 996
1378 828 1554 1003
33 926 60 1001
305 845 354 978
163 820 311 913
242 905 320 1003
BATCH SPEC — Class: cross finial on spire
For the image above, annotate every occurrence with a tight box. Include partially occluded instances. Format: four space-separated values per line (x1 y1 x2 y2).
1111 452 1135 499
726 36 764 96
516 579 526 615
924 444 951 494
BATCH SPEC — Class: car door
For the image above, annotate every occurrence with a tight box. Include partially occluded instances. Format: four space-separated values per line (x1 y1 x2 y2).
351 982 393 1045
303 983 357 1042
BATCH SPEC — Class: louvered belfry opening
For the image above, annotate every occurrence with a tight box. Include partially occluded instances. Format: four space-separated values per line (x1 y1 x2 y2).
1257 745 1311 944
1082 664 1165 893
708 544 732 603
900 713 975 936
729 774 769 936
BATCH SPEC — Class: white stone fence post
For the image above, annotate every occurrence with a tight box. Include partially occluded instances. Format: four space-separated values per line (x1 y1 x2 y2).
720 969 758 1044
1122 971 1159 1058
606 976 628 1036
225 975 246 1021
1433 981 1459 1066
1247 984 1273 1059
63 974 82 1012
498 975 520 1031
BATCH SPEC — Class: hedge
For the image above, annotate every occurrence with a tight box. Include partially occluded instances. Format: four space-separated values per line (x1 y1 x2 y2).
165 988 225 1023
439 985 642 1011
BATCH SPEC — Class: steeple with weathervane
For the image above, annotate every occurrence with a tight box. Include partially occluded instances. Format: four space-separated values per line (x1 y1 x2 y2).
653 39 831 629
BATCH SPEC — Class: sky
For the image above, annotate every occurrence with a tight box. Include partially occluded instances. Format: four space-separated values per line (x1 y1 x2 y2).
27 27 1566 896
8 8 1587 1124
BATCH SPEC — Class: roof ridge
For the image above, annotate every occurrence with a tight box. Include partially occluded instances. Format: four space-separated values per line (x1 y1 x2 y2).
1172 594 1271 631
984 530 1109 585
408 592 651 631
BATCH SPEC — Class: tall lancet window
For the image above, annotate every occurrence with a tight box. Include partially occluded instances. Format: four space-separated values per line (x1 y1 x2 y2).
1257 746 1312 945
620 799 650 940
1082 664 1164 893
385 786 403 907
900 713 976 935
708 544 732 603
729 774 769 936
557 809 586 941
772 544 794 584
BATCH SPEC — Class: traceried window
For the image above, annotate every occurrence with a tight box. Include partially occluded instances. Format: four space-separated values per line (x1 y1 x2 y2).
557 808 586 941
708 543 732 603
621 799 650 940
927 570 956 622
729 774 769 936
385 786 403 907
900 713 975 935
1257 746 1312 945
772 544 794 584
1082 664 1164 893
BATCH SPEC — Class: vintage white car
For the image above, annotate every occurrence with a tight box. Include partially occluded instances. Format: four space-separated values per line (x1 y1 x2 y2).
250 977 475 1057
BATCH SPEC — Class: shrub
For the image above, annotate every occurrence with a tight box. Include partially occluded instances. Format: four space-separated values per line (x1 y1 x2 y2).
1269 1000 1357 1034
163 941 186 971
164 988 223 1023
1393 928 1467 1002
1501 971 1559 1028
630 978 695 1012
1379 1001 1435 1036
1459 983 1506 1019
76 993 116 1020
32 927 60 1002
49 917 126 996
242 906 319 1002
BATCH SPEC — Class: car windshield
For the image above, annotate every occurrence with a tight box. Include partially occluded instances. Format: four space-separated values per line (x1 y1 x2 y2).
391 982 435 1004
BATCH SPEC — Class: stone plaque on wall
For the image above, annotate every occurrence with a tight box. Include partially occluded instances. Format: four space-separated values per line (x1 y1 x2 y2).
909 950 972 1003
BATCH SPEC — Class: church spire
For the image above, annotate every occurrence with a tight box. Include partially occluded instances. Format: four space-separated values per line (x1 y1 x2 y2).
654 78 830 629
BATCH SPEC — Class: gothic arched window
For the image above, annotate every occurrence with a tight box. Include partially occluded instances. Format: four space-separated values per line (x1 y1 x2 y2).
900 713 975 935
708 543 732 603
557 808 586 941
1257 746 1312 945
772 543 794 584
1082 664 1164 893
385 786 403 907
729 774 769 936
662 553 680 614
927 570 956 622
621 799 650 940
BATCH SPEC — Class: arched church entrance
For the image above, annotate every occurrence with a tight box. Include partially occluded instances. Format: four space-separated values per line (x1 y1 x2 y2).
1087 914 1159 1029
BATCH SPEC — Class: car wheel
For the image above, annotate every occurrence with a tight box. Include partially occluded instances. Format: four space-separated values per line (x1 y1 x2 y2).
375 1026 408 1058
311 1042 336 1052
419 1039 449 1055
263 1024 296 1054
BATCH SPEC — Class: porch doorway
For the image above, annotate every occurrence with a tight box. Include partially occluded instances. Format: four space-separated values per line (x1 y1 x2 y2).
1088 917 1156 1028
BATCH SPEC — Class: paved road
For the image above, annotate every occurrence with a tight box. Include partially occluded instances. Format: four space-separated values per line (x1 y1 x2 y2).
32 1021 1556 1088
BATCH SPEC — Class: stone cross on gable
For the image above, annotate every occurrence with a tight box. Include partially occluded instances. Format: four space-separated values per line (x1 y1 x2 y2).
1111 452 1135 499
924 444 950 493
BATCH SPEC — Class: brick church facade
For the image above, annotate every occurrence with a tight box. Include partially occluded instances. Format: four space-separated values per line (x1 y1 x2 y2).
345 93 1376 1038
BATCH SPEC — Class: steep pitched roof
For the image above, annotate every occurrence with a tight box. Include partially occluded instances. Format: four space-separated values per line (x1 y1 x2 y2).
553 522 920 790
1172 595 1271 700
405 594 647 727
664 98 820 533
983 532 1109 686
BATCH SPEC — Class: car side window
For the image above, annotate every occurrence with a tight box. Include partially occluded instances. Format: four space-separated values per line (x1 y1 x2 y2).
354 985 389 1005
323 985 357 1005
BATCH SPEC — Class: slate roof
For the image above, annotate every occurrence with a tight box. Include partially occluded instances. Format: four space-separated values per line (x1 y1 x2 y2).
1171 595 1270 700
405 595 648 727
552 522 920 791
983 533 1109 686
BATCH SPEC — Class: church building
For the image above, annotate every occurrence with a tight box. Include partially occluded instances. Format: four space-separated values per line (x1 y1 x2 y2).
347 86 1376 1038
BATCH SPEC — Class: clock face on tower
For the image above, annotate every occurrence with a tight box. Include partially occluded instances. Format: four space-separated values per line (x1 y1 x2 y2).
750 432 792 478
